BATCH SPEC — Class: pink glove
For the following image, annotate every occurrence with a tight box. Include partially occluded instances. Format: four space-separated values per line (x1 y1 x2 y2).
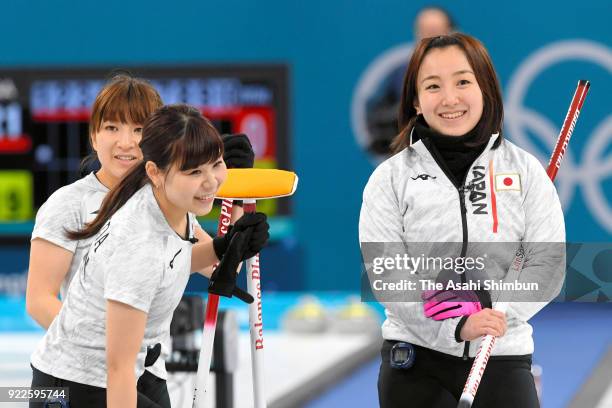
421 290 483 321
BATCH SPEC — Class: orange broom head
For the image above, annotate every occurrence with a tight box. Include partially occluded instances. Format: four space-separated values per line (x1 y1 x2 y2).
216 169 298 200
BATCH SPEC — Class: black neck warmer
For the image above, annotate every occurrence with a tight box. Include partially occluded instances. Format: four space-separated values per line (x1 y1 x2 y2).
413 116 489 187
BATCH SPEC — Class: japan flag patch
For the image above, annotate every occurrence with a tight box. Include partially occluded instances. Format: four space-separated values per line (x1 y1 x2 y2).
495 173 521 192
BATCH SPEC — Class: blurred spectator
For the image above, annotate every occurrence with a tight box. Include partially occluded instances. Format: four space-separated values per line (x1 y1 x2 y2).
414 6 455 40
365 6 455 157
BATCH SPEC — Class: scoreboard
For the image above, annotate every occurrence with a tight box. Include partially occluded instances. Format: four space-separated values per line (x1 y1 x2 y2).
0 66 289 227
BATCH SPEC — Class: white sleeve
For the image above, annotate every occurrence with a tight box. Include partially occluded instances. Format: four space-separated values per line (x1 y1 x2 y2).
360 164 469 345
31 186 82 253
359 166 404 244
506 155 566 322
359 165 409 298
103 237 164 313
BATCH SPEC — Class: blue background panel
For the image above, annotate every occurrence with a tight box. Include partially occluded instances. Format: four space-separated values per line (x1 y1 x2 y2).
0 0 610 291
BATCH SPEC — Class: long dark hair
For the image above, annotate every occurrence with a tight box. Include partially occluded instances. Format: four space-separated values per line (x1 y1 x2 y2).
79 73 163 176
68 104 223 240
391 33 504 153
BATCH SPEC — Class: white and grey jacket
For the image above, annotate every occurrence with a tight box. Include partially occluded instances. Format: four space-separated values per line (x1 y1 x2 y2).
359 133 565 357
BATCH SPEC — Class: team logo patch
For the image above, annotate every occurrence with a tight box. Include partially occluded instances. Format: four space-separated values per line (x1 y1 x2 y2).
411 174 436 181
495 173 521 192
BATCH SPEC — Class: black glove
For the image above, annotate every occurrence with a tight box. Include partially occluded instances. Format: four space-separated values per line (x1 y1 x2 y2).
222 133 255 169
208 228 255 304
212 212 269 260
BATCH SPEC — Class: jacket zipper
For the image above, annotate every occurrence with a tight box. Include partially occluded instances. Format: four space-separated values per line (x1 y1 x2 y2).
457 176 471 360
420 137 490 361
430 158 472 359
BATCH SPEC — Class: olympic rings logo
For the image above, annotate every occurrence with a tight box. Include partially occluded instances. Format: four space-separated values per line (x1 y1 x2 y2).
505 40 612 233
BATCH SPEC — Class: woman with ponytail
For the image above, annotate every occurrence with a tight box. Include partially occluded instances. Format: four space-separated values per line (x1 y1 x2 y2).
29 104 269 407
26 74 179 405
26 74 257 407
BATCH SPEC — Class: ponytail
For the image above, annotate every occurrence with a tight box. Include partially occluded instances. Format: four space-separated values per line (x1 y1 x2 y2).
66 162 149 240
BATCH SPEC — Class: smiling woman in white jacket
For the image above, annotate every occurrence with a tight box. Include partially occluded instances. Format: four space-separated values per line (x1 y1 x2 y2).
359 33 564 408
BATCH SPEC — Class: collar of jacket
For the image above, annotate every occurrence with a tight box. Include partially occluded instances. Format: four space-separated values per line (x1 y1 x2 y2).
408 130 501 163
